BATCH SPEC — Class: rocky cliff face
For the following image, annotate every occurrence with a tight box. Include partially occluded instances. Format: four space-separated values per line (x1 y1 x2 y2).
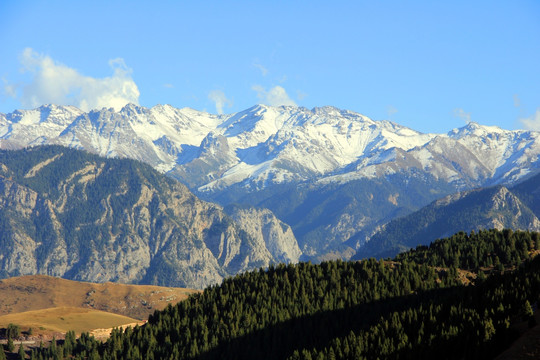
0 146 301 288
225 205 302 264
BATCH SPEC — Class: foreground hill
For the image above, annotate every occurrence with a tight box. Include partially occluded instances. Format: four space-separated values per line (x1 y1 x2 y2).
0 275 197 339
0 307 140 337
37 229 540 360
0 275 197 320
356 172 540 259
0 146 300 288
3 104 540 260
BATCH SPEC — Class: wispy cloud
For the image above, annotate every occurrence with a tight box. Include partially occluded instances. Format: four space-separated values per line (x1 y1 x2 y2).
253 62 268 76
296 90 307 101
163 83 174 89
454 108 471 124
208 89 232 114
252 85 296 107
387 105 398 119
1 77 17 97
5 48 140 111
513 94 521 108
520 109 540 131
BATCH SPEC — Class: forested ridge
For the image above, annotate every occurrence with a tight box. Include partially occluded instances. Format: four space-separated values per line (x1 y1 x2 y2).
28 229 540 359
356 172 540 260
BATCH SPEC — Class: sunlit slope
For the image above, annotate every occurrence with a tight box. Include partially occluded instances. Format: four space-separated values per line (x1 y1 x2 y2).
0 275 198 320
0 307 139 334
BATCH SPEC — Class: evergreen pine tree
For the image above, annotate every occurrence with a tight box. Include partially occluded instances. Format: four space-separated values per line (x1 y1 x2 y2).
522 300 534 320
18 344 25 360
7 338 14 352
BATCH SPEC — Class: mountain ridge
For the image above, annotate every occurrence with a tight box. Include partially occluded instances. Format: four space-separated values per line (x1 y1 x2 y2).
2 104 540 259
3 104 539 192
355 172 540 259
0 146 301 288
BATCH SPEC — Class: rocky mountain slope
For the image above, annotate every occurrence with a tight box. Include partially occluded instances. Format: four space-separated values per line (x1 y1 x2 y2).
356 172 540 259
2 104 540 259
0 146 300 288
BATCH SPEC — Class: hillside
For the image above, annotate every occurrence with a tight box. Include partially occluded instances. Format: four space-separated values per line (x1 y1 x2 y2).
35 229 540 360
0 275 197 320
0 146 300 288
355 173 540 259
0 307 139 336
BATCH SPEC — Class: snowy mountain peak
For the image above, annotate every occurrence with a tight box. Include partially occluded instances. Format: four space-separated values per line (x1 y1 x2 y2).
119 102 147 115
2 104 83 125
448 121 507 139
310 105 361 118
1 104 539 193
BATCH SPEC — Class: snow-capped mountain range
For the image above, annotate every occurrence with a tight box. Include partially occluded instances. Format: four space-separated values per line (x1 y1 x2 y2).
1 103 539 192
2 103 540 260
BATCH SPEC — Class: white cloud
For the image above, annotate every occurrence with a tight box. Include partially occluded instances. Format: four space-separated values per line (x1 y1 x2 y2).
208 89 232 115
252 85 297 107
520 109 540 131
454 108 471 124
9 48 140 111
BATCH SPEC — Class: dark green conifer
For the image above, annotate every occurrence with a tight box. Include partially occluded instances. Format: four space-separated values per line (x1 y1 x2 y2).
0 345 6 360
7 338 14 352
18 344 25 360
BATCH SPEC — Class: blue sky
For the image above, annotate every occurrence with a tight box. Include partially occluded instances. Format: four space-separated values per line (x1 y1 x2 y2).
0 1 539 133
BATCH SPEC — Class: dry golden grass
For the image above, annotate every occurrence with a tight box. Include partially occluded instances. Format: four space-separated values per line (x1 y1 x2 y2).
0 307 139 335
0 275 198 320
0 275 199 337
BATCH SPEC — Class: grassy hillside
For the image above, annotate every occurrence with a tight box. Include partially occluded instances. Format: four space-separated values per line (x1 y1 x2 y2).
0 275 198 320
0 307 139 335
